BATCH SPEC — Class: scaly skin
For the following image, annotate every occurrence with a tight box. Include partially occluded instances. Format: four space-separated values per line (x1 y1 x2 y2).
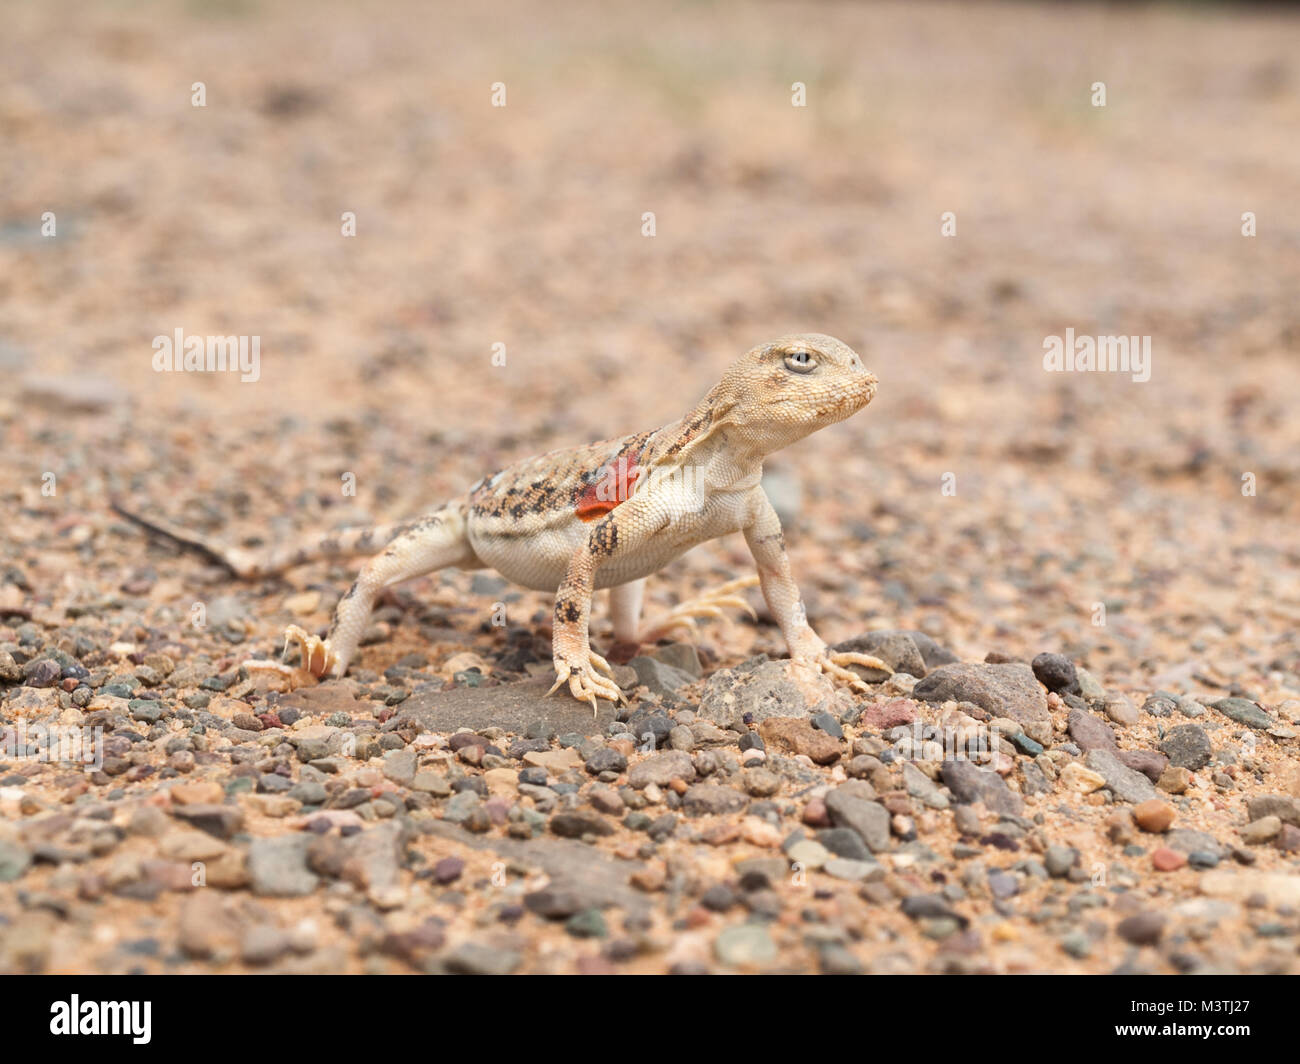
114 334 891 712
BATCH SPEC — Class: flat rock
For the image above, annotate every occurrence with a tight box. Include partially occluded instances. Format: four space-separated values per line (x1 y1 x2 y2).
1159 724 1212 770
628 656 695 697
912 663 1049 727
1084 749 1157 803
682 784 750 816
1066 707 1117 752
902 762 950 809
1211 698 1274 730
275 682 365 718
627 750 696 789
1164 828 1224 857
405 676 617 737
697 657 816 728
421 821 649 916
247 835 319 897
1246 795 1300 827
940 759 1024 816
899 630 959 669
171 803 244 840
1200 871 1300 907
757 716 841 765
824 788 891 852
858 698 919 731
442 941 521 976
1117 749 1168 782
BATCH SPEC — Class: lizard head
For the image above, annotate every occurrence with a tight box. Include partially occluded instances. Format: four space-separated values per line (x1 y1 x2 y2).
709 333 878 453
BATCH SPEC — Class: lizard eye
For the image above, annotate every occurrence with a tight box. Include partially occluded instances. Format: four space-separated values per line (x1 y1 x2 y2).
783 350 816 374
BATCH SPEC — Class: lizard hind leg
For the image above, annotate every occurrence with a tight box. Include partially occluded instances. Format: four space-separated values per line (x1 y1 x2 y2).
275 502 480 679
627 575 760 646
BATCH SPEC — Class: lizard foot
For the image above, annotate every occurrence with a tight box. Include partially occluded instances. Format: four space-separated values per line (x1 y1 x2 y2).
803 651 894 694
281 624 340 678
546 648 626 716
637 575 760 643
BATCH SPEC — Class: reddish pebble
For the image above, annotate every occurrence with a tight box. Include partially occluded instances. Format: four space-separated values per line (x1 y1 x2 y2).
576 955 616 975
1152 847 1186 871
802 797 830 827
859 699 917 730
432 856 464 884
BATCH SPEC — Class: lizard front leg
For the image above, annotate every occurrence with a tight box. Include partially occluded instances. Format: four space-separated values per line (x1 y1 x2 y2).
742 489 892 693
547 516 627 713
548 495 691 712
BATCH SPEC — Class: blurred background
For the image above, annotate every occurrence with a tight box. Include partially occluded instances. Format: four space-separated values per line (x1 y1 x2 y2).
2 0 1298 691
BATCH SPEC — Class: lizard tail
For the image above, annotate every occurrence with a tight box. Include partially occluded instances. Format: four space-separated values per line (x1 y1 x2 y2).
110 499 415 579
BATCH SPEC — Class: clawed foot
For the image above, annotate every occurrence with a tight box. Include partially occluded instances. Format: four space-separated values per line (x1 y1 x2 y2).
243 625 342 691
801 651 894 694
637 575 760 643
282 624 340 678
546 648 626 716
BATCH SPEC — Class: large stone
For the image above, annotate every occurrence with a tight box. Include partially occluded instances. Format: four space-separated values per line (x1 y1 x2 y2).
0 840 32 882
1159 724 1212 770
286 726 349 762
178 891 243 959
1211 698 1274 730
1117 749 1168 782
831 631 928 681
382 748 417 787
1246 795 1300 827
248 835 319 897
171 803 244 840
339 821 405 905
757 717 841 765
420 821 650 917
681 785 749 816
899 630 959 669
823 788 891 852
697 657 816 729
1031 652 1081 696
627 656 695 697
1200 871 1300 907
1084 749 1157 803
912 663 1049 727
940 759 1023 816
627 750 695 789
1066 707 1117 752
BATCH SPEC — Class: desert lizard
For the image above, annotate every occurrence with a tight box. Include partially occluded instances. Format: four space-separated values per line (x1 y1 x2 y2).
115 333 891 711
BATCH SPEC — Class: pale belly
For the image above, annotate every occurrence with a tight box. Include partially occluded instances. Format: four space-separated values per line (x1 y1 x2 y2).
467 488 754 592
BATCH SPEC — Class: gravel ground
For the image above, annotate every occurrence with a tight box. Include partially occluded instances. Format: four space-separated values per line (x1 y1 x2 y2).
2 0 1299 975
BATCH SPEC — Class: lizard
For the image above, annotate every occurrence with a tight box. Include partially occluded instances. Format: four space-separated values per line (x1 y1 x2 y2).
113 333 891 712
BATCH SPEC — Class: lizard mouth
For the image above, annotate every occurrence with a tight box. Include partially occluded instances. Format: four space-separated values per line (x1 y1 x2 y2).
848 372 878 413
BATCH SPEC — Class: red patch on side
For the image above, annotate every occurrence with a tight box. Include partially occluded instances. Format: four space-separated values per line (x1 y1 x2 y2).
574 451 643 522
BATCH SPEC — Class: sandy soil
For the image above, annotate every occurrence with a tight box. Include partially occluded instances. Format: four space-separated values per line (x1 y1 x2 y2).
1 0 1298 975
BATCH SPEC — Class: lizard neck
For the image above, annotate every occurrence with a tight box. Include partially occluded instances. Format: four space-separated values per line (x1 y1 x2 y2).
645 395 766 491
